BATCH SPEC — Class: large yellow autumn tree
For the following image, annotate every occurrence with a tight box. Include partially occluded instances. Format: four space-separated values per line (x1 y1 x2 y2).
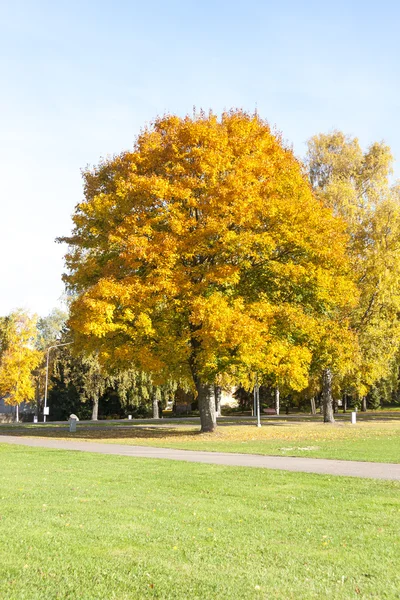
62 110 356 431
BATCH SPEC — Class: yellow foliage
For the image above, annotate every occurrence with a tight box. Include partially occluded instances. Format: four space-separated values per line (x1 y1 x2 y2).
63 111 356 392
0 310 41 406
308 131 400 394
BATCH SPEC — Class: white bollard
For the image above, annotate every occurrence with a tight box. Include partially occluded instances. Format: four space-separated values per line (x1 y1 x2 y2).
351 411 357 424
33 416 38 424
128 415 132 420
68 414 79 433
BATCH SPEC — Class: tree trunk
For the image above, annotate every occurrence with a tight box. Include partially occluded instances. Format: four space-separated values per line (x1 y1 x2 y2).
189 328 216 432
274 386 280 415
92 397 99 421
342 393 347 413
214 385 222 417
152 397 159 419
333 397 338 413
197 380 216 432
322 368 335 423
310 396 316 415
361 396 367 412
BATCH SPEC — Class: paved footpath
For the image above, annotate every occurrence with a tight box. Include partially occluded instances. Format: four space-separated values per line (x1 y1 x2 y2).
1 435 399 480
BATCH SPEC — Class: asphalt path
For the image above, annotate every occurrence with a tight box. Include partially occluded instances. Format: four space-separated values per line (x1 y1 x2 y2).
1 435 399 480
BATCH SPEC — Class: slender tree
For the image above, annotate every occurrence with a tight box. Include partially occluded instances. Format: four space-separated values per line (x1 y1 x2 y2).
274 386 280 416
214 385 222 417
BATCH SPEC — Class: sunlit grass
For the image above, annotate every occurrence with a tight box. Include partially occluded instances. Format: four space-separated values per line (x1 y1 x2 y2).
2 419 400 463
0 443 399 599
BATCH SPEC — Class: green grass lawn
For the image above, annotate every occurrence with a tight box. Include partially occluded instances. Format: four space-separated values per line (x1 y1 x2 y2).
2 419 400 463
0 443 399 599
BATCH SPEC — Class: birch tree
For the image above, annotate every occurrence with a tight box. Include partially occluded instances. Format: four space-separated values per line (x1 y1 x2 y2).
307 132 400 412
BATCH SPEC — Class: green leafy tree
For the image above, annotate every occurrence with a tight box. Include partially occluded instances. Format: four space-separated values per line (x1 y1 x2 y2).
49 339 176 420
33 308 67 413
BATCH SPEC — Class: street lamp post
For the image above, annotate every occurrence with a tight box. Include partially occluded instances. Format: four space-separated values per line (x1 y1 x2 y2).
43 342 72 423
254 374 261 428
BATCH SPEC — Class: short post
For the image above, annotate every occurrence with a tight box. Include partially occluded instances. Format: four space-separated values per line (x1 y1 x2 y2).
128 415 132 420
69 414 79 433
33 416 38 424
351 411 357 424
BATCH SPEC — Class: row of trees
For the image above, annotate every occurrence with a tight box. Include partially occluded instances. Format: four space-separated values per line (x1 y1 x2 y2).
2 304 397 422
0 308 179 420
57 110 400 431
2 111 400 428
0 308 70 419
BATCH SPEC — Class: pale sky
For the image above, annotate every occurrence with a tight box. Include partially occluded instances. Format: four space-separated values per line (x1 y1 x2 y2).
1 0 399 317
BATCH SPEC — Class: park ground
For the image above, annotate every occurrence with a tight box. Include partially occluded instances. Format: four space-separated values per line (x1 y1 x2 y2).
0 443 399 599
1 415 399 598
2 413 400 463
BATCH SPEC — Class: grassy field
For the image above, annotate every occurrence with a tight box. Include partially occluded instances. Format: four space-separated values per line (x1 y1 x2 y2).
2 419 400 463
0 443 399 599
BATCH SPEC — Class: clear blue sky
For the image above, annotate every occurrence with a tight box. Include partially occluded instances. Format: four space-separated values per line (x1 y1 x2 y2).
1 0 399 316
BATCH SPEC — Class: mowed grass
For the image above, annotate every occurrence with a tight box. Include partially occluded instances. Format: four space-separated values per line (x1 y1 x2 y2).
0 444 399 599
3 419 400 463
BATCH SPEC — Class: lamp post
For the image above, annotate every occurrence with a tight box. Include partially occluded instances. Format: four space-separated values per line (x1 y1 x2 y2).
254 374 261 428
43 342 72 423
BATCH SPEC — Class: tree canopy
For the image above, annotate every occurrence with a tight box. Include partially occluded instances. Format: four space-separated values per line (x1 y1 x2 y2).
0 310 41 407
307 131 400 399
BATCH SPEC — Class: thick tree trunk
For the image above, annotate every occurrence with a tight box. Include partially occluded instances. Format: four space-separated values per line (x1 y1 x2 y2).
322 369 335 423
310 396 316 415
342 393 347 413
214 385 222 417
189 328 216 432
274 386 280 415
361 396 367 412
152 397 159 419
92 397 99 421
197 380 216 432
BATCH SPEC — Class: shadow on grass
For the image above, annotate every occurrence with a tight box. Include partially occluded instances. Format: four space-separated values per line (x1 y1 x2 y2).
0 419 338 441
0 425 203 441
1 413 399 444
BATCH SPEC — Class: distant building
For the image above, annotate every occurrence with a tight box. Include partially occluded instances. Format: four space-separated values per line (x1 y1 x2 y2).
0 397 34 422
